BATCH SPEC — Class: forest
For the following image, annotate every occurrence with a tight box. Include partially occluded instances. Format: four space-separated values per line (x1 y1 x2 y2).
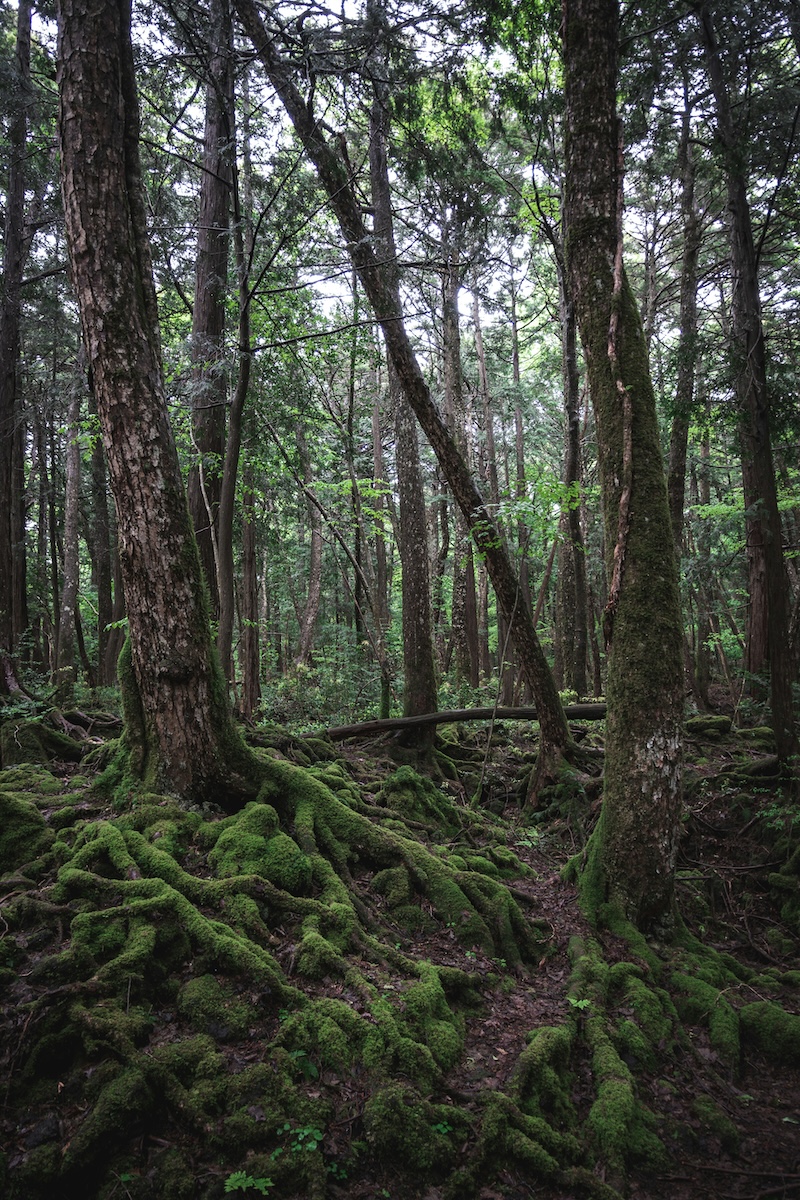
1 0 800 1196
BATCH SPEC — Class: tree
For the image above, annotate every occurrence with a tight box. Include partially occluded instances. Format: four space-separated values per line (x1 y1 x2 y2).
563 0 685 927
0 0 32 691
56 0 255 805
692 0 798 766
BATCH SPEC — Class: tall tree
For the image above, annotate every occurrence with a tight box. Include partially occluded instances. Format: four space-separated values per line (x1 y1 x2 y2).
0 0 32 690
186 0 235 619
693 1 798 765
57 0 255 805
563 0 685 927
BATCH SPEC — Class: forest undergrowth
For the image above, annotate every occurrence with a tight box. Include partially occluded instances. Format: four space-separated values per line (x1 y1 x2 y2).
1 706 800 1200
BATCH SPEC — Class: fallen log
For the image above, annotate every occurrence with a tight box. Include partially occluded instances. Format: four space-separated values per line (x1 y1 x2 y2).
314 703 607 742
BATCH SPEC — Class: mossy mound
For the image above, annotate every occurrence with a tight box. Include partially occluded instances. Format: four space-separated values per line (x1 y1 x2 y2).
1 713 84 766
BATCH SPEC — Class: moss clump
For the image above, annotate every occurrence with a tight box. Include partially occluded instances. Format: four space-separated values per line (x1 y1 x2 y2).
740 1001 800 1064
671 972 740 1064
513 1025 575 1126
0 793 53 872
376 765 459 830
685 714 732 739
1 716 83 766
691 1096 739 1153
363 1083 466 1173
178 974 255 1039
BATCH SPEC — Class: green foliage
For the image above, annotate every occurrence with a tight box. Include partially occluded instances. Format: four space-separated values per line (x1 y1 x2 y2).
224 1171 274 1194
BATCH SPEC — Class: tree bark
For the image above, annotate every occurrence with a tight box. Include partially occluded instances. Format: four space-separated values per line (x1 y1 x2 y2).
368 9 437 737
293 424 323 667
564 0 685 928
694 1 797 764
57 0 256 806
0 0 32 678
53 384 82 704
186 0 234 619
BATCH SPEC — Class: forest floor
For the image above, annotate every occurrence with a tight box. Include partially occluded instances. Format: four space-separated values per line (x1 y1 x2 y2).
1 704 800 1200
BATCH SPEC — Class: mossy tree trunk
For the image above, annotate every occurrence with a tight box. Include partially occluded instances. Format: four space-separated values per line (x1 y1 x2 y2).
56 0 255 806
563 0 685 928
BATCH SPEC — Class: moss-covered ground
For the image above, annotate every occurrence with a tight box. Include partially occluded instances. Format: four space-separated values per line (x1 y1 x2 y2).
1 707 800 1199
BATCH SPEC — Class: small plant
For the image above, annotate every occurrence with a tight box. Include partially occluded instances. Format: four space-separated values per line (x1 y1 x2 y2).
273 1121 325 1155
568 997 591 1011
288 1048 319 1081
224 1171 273 1195
431 1121 453 1136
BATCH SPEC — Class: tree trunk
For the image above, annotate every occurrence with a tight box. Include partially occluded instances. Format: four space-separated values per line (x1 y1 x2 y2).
88 390 114 685
695 1 798 763
239 454 260 719
53 385 82 704
0 0 32 680
293 425 323 667
564 0 684 928
186 0 234 619
235 0 572 774
57 0 256 806
368 9 437 736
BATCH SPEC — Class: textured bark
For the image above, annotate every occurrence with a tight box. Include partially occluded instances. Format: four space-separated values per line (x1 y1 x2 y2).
239 456 260 719
89 392 114 685
186 0 234 619
293 425 323 668
57 0 254 805
667 93 700 554
564 0 684 927
53 386 82 704
368 13 437 733
0 0 32 669
322 702 607 741
695 1 797 762
555 259 588 697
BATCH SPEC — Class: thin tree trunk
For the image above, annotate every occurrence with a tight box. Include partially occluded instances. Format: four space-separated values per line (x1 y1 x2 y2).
0 0 32 679
239 454 260 719
368 8 436 732
187 0 233 618
695 0 798 763
293 425 323 667
54 385 82 704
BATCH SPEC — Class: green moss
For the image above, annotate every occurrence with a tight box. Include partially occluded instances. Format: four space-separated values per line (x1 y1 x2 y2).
691 1096 739 1153
671 972 740 1064
513 1025 575 1125
376 766 459 830
740 1001 800 1064
1 716 83 767
363 1083 466 1173
178 974 255 1038
0 793 53 872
